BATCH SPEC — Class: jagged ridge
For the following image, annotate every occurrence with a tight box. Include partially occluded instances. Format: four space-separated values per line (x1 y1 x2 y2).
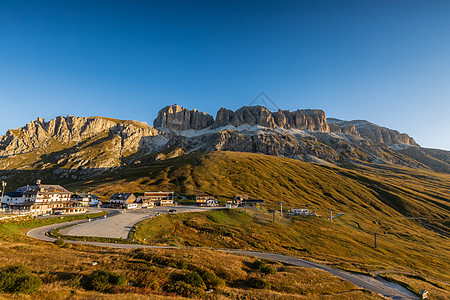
0 104 449 181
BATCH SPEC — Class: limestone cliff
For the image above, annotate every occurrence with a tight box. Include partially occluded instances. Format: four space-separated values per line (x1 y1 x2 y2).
153 104 214 130
212 106 329 131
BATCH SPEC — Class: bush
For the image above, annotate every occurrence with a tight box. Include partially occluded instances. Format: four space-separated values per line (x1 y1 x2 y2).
251 260 267 270
184 271 205 289
246 277 269 289
200 270 225 288
54 239 65 246
260 265 276 275
82 270 127 292
0 265 42 294
249 260 277 275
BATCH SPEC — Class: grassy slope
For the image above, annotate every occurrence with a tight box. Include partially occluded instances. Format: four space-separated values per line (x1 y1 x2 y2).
66 151 449 282
0 216 379 299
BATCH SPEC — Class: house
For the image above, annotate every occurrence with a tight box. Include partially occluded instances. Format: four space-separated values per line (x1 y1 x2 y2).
1 192 24 208
143 191 174 206
135 196 156 208
125 202 138 210
71 193 100 207
10 184 72 215
291 208 309 215
195 192 218 207
109 193 136 209
52 201 87 214
233 194 249 204
21 184 72 204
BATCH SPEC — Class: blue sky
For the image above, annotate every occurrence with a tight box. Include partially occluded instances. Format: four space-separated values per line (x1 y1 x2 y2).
0 1 449 150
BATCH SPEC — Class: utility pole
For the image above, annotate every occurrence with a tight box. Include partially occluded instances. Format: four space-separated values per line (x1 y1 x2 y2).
329 208 333 222
278 201 284 216
272 210 275 222
373 220 382 248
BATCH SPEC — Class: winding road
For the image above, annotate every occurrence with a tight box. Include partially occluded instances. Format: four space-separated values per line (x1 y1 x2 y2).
26 208 419 300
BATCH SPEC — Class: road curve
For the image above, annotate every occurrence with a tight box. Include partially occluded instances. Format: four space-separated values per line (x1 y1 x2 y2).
26 215 419 300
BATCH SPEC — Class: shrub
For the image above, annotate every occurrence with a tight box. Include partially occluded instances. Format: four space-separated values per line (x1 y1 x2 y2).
260 265 276 275
82 270 127 292
246 277 269 289
54 239 65 246
200 270 225 288
249 260 276 275
184 271 206 289
0 265 42 294
251 260 267 270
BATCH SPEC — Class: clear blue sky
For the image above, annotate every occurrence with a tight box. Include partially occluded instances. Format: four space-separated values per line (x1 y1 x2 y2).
1 1 449 150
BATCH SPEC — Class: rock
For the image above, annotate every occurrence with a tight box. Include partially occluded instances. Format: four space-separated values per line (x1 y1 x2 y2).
155 148 185 161
211 106 329 131
327 118 417 146
153 104 214 130
211 107 235 129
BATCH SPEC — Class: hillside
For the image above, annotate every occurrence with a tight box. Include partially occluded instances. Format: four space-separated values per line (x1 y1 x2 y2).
51 150 449 293
68 151 449 228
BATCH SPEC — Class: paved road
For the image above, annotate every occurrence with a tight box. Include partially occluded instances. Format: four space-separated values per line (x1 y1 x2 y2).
226 251 418 300
26 209 419 300
60 206 220 239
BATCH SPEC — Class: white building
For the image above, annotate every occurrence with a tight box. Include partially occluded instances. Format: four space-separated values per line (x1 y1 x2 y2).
1 192 24 207
10 184 72 215
291 208 309 215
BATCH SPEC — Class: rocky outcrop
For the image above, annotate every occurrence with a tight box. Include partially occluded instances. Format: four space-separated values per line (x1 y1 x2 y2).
154 105 329 131
327 118 417 146
397 147 450 173
0 116 159 157
212 106 329 131
153 104 214 130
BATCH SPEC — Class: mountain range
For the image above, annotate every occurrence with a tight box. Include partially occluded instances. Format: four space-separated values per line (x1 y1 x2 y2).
0 104 449 184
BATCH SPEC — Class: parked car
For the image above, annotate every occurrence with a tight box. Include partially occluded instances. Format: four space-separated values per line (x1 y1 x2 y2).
168 209 176 213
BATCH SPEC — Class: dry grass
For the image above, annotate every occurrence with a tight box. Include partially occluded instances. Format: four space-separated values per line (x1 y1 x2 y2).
135 208 450 284
0 238 379 299
379 273 450 300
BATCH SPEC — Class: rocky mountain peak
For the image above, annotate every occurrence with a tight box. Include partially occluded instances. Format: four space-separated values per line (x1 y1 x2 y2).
154 104 330 132
153 104 214 131
0 116 159 157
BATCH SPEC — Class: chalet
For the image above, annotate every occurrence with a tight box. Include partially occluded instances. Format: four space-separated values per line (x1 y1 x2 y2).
233 194 249 204
109 193 136 209
71 193 100 207
195 192 218 207
143 191 174 206
53 201 87 214
135 196 156 208
10 184 72 215
21 184 72 204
